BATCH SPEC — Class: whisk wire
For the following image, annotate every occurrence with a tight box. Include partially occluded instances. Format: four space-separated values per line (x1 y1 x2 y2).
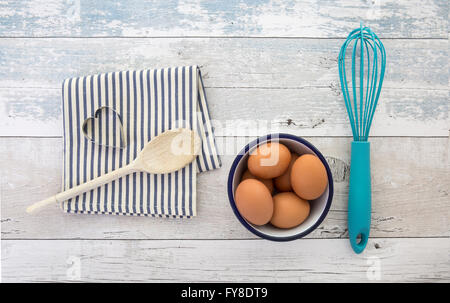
366 37 386 139
359 25 364 140
362 37 373 139
351 38 359 138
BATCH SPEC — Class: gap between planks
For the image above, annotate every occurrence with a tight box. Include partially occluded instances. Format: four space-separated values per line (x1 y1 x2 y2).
0 136 449 139
3 236 450 241
1 85 448 91
0 36 448 40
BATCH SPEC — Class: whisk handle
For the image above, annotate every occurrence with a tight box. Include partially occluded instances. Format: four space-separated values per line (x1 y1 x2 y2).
348 141 372 254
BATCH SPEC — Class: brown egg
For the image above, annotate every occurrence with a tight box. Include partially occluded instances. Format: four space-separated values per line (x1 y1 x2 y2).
270 192 310 229
248 142 291 179
241 169 274 194
291 154 328 200
274 153 299 192
235 179 274 226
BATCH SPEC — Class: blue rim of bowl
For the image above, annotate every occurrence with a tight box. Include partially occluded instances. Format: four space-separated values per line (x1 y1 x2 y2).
227 133 334 241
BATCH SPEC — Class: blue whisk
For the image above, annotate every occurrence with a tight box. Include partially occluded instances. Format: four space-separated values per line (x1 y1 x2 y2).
338 24 386 253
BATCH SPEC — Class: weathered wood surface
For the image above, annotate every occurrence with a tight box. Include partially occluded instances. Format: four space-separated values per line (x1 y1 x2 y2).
1 0 449 284
0 38 448 137
2 238 449 282
0 0 447 38
2 137 449 240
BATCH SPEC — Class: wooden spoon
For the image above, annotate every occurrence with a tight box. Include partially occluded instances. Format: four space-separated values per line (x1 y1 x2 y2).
26 128 201 214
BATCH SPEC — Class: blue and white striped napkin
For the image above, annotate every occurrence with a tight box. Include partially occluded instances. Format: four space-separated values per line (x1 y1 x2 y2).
61 66 221 217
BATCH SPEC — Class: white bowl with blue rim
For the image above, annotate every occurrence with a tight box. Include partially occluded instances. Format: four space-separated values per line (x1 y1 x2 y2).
227 133 334 241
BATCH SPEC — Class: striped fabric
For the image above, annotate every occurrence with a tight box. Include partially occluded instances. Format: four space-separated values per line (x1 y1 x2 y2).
61 66 221 217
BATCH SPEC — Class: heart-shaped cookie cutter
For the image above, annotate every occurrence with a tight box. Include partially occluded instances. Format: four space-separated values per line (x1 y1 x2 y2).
82 106 126 149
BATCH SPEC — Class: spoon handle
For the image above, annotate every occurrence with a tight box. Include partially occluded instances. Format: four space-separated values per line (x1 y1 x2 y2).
26 163 136 214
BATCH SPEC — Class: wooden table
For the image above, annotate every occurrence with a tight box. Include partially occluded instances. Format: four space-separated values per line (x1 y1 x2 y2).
1 0 449 282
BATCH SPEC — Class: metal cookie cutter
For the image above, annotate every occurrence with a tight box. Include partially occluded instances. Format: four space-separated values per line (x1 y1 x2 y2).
82 106 127 149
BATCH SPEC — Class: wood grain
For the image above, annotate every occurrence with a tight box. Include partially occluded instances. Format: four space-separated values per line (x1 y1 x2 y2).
2 238 449 282
2 136 449 240
0 0 447 38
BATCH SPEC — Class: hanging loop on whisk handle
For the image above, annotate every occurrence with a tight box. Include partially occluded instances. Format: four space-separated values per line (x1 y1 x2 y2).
348 141 371 254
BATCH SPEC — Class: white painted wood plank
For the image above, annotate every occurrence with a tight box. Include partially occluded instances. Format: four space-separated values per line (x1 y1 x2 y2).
2 137 449 240
2 238 449 282
1 87 448 137
1 38 446 90
0 0 447 38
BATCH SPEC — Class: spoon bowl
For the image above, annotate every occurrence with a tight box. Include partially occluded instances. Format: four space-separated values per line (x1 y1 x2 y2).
136 128 201 174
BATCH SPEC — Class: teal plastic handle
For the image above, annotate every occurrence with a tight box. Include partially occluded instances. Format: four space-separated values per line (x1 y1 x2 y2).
348 141 371 254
